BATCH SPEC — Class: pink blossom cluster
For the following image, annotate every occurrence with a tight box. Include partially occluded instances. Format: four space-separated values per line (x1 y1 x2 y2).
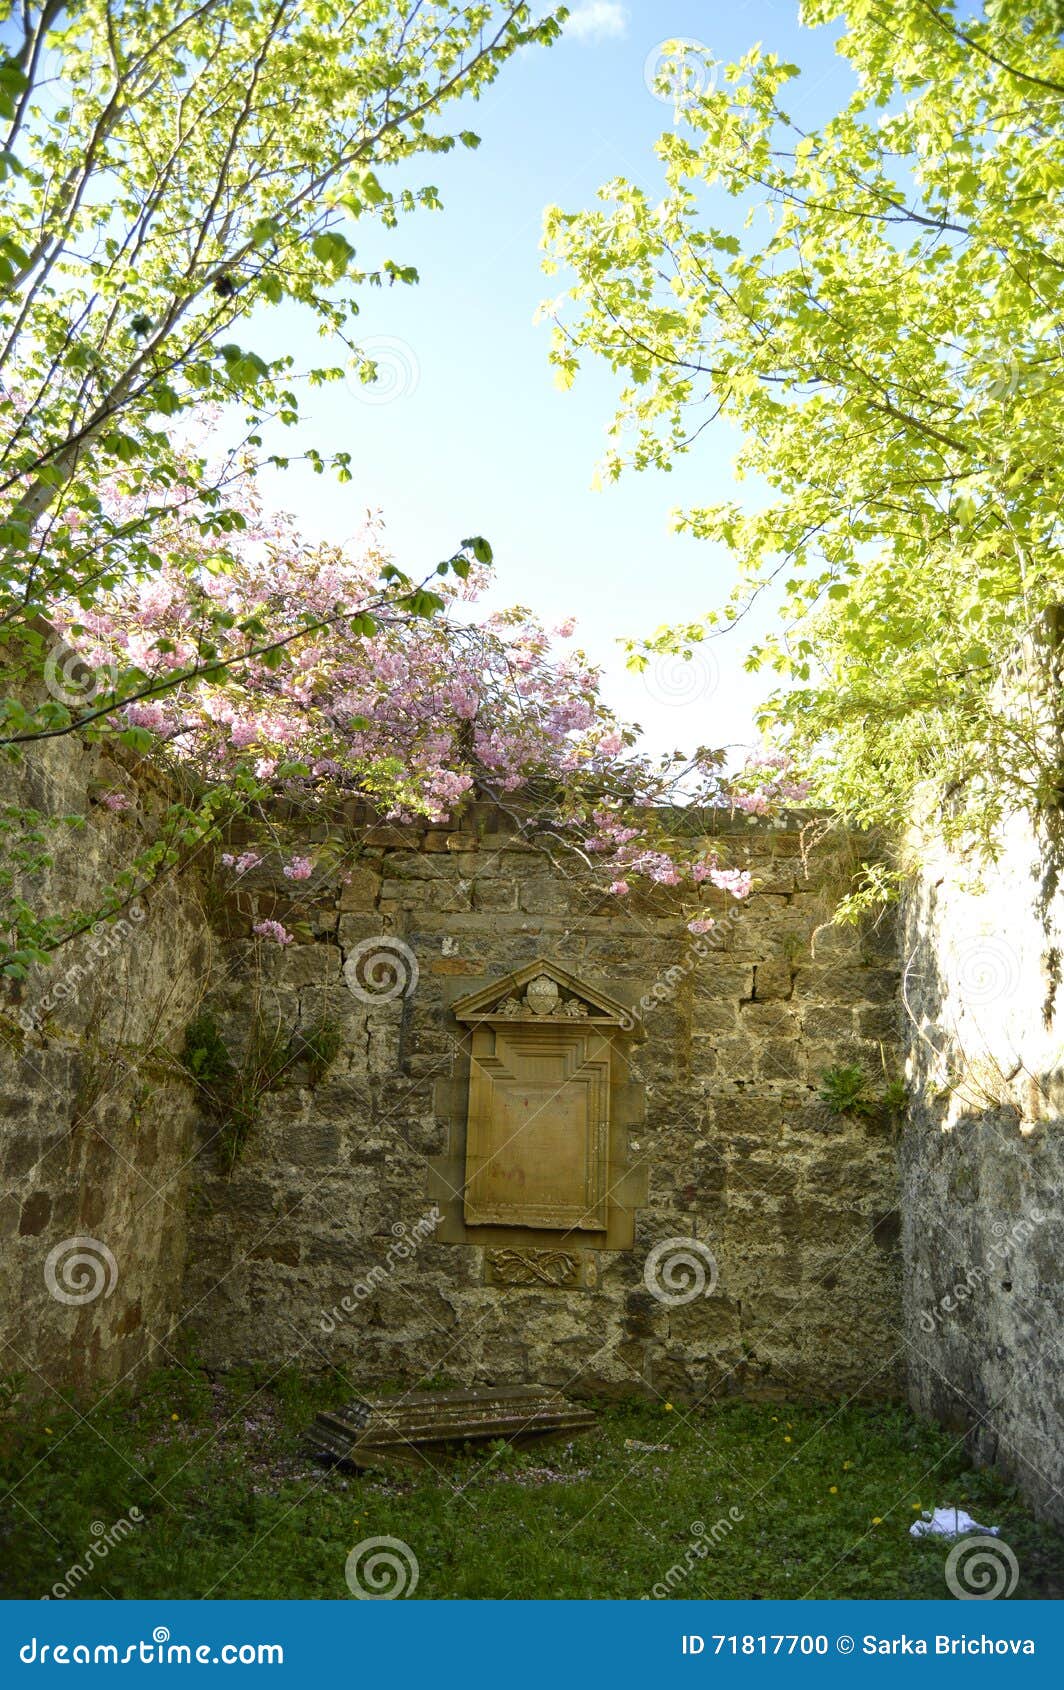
220 851 262 876
252 919 293 946
42 471 806 937
732 753 811 814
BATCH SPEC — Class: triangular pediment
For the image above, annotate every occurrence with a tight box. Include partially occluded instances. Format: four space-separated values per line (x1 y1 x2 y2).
451 958 639 1032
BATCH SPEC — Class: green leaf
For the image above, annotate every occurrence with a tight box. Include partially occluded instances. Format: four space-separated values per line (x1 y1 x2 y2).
118 727 155 754
311 230 355 269
463 536 493 565
250 217 280 247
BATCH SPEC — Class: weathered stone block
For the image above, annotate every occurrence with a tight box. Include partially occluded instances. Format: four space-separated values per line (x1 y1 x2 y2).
752 962 794 1001
793 966 899 1005
264 944 342 989
741 1002 798 1037
283 1118 342 1167
473 878 520 912
516 877 575 915
689 1038 718 1079
858 1005 900 1042
428 956 480 977
800 1006 855 1040
337 914 396 950
339 868 380 912
362 826 414 848
710 1037 758 1082
17 1190 51 1235
713 1097 783 1135
804 1040 880 1077
690 1001 740 1036
692 964 754 1001
759 1041 805 1082
809 922 864 961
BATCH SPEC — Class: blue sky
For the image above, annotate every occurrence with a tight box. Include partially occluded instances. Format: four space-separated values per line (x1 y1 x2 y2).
258 2 853 759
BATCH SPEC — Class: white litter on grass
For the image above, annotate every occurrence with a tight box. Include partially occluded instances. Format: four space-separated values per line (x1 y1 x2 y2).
910 1506 1000 1539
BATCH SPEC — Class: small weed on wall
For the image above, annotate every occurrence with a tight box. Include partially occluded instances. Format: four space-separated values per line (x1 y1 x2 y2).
181 1009 341 1171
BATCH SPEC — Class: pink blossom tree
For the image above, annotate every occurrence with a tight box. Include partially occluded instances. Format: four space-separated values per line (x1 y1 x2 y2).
38 480 758 935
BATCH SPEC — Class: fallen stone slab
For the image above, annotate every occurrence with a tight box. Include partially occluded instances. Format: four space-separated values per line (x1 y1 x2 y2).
306 1384 598 1472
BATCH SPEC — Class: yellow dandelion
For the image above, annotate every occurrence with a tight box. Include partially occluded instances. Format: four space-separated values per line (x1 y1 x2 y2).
829 1485 838 1494
872 1516 883 1525
911 1503 922 1510
664 1402 674 1411
783 1435 792 1443
171 1412 180 1421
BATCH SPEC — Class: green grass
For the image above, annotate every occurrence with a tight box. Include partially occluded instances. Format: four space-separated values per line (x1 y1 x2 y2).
3 1366 1063 1600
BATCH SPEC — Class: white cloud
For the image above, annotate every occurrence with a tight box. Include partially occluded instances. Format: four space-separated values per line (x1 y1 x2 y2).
565 2 628 43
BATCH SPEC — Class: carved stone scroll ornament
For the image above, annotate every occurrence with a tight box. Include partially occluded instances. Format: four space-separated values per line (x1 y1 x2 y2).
486 1248 579 1286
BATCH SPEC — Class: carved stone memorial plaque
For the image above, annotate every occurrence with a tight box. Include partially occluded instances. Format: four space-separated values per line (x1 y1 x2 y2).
464 1015 609 1230
429 960 648 1273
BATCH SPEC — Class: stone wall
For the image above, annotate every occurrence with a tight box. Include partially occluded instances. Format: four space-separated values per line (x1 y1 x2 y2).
6 684 1064 1509
1 725 907 1407
901 803 1064 1525
180 809 906 1405
0 734 214 1395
